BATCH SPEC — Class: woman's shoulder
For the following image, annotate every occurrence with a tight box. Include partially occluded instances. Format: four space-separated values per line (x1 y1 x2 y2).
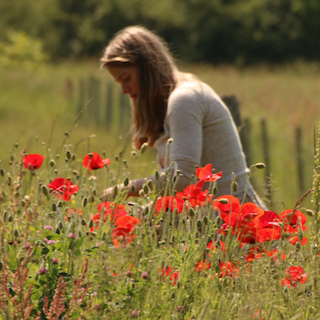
169 73 220 107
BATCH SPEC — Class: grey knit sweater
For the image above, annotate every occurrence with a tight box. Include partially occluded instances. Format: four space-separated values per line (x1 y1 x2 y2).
151 77 254 200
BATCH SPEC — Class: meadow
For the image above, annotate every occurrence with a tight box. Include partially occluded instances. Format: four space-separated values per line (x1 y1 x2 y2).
0 61 320 319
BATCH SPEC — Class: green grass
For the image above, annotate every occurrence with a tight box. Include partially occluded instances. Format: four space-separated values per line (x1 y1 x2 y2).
1 60 320 210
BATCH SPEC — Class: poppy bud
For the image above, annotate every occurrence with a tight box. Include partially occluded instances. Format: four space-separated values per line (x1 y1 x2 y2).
189 208 195 217
89 219 94 229
3 211 8 222
123 159 127 167
219 198 229 204
131 185 135 193
141 142 148 154
58 221 63 230
52 203 57 212
144 206 149 216
305 209 315 217
78 230 82 238
138 189 145 197
14 229 19 237
82 197 88 208
0 168 5 177
143 184 149 194
0 261 3 271
197 220 202 229
89 195 95 203
81 218 87 226
254 162 266 169
155 171 159 181
216 215 222 226
113 185 118 196
203 216 208 225
42 185 49 197
56 228 60 234
171 292 175 299
232 181 238 192
49 159 55 167
295 242 301 251
8 215 13 223
102 232 107 240
124 177 129 187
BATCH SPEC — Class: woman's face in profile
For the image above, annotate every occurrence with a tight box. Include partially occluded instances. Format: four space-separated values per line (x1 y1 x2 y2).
108 65 139 100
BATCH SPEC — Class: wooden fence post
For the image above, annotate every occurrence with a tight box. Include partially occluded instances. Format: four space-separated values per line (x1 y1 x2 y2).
105 82 113 131
221 95 251 167
261 118 272 206
296 126 304 194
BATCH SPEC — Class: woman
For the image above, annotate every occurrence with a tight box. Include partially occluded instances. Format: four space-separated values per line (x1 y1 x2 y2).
101 25 264 206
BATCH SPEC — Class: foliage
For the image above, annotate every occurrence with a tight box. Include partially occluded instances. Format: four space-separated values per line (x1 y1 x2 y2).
1 0 320 64
0 124 320 319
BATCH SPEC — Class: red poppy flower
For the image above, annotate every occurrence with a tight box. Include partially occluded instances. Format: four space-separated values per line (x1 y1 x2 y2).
176 182 211 207
112 215 139 247
196 164 222 182
195 259 211 272
154 196 184 214
267 249 286 262
159 266 179 285
97 202 128 221
112 227 136 247
82 152 111 170
281 266 307 287
206 241 226 255
289 235 308 246
23 154 44 170
48 178 79 201
280 209 307 233
219 261 240 278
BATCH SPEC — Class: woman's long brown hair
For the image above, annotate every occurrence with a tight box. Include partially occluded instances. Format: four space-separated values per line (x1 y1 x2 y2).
101 26 178 149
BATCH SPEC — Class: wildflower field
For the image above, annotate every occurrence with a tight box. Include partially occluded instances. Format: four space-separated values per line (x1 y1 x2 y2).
0 113 320 319
1 62 320 319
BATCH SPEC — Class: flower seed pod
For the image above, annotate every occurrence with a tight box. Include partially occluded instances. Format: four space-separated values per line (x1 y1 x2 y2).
212 185 218 195
216 215 222 226
49 159 55 167
124 177 129 187
42 185 49 197
232 181 238 192
254 162 266 169
189 208 195 217
305 209 315 217
82 197 88 208
141 142 148 154
143 184 149 194
3 211 8 222
219 198 229 204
